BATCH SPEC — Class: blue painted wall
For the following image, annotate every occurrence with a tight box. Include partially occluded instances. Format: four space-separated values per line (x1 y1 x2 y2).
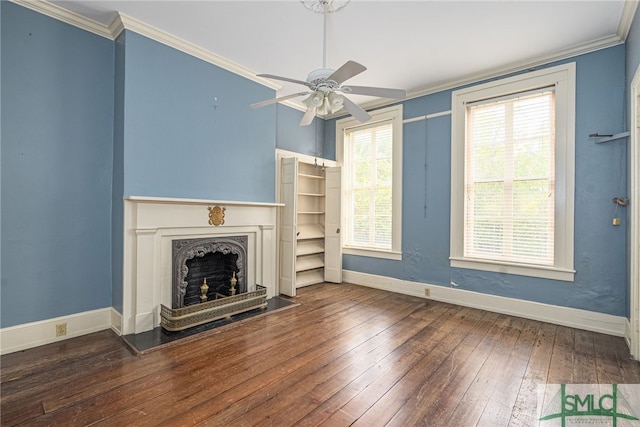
120 31 276 202
342 46 629 316
276 104 326 158
1 2 115 327
107 31 295 310
1 4 305 325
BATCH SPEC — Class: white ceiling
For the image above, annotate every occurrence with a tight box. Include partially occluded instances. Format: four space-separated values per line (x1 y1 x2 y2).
48 0 633 113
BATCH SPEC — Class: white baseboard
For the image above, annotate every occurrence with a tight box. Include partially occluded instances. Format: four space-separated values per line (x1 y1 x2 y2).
625 318 639 360
110 308 123 336
0 275 627 354
0 308 117 355
344 270 627 337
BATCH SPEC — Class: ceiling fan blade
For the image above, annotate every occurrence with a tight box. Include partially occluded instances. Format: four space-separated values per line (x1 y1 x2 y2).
328 60 367 84
343 85 406 100
258 74 313 88
299 107 316 126
342 96 372 123
250 91 310 109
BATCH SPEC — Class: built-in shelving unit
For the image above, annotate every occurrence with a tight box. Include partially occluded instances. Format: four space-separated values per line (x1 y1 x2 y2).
294 162 326 288
278 153 342 297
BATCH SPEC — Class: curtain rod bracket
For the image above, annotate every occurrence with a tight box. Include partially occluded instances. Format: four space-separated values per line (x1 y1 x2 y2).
590 131 630 144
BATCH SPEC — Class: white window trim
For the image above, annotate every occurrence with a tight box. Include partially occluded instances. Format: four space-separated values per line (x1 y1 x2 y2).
336 104 403 260
450 63 576 281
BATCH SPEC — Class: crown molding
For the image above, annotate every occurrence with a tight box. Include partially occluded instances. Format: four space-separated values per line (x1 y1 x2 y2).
324 33 625 121
404 34 624 104
112 12 280 91
618 1 639 40
108 11 125 39
12 0 635 116
11 0 112 39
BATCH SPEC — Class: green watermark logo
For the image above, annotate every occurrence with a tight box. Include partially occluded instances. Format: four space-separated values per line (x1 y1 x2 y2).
539 384 640 426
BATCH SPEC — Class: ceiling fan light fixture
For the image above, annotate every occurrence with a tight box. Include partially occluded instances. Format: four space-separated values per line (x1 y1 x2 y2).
328 91 344 111
305 91 325 108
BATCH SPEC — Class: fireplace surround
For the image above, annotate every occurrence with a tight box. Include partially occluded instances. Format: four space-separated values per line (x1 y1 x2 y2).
122 196 281 335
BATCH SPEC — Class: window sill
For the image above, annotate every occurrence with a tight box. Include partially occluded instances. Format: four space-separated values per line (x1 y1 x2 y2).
450 257 575 282
343 247 402 261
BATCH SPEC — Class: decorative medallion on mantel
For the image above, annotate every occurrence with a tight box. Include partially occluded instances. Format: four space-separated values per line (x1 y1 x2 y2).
208 206 226 226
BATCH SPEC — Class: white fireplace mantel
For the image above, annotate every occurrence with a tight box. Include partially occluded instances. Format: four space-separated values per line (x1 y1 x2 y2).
122 196 283 335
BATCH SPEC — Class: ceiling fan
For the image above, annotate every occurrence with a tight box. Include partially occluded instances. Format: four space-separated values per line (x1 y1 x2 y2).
250 0 406 126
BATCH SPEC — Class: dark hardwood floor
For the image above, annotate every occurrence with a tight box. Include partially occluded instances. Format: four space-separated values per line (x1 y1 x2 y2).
2 283 639 426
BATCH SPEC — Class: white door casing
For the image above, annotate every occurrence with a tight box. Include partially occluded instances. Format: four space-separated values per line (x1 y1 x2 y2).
630 66 640 360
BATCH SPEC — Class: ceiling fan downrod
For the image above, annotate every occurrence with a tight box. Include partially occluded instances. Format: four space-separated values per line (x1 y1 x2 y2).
322 0 328 69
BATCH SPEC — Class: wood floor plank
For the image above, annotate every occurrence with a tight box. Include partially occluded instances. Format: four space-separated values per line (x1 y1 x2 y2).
0 331 134 426
217 300 435 425
40 292 386 417
242 301 455 426
508 321 557 427
170 293 424 426
547 325 575 385
1 291 361 425
350 308 502 426
386 314 527 426
571 328 598 383
90 289 398 426
438 316 525 426
304 306 495 427
474 318 541 427
36 292 392 426
0 330 122 383
594 332 629 384
1 283 638 427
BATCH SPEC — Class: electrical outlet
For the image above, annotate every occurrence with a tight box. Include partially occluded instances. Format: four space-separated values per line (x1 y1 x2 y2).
424 288 430 297
55 323 67 337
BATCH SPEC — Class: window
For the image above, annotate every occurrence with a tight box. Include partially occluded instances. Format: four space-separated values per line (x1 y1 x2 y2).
337 105 403 260
450 63 575 281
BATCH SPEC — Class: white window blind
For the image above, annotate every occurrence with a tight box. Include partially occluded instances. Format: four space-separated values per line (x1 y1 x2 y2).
344 121 393 250
464 89 556 266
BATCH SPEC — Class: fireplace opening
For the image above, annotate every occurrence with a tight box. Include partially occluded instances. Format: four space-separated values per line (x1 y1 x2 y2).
183 252 240 306
172 236 248 309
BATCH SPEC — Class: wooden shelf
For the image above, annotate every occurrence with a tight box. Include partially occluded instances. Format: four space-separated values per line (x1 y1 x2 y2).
296 268 324 288
297 224 324 240
296 254 324 272
297 239 325 256
299 173 325 180
298 211 325 215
